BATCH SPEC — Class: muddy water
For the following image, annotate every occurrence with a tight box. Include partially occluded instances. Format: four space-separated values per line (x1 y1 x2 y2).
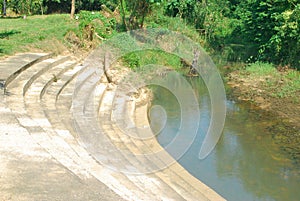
150 78 300 201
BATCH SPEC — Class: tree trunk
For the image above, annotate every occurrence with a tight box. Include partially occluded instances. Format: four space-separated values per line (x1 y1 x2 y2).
70 0 75 19
120 0 129 30
3 0 6 16
39 0 43 15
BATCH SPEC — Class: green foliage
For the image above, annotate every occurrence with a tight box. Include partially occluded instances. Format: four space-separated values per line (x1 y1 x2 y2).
2 0 119 15
165 0 207 30
122 50 183 72
145 15 205 48
245 62 277 76
162 0 300 69
75 0 118 11
122 52 140 69
278 73 300 100
164 0 241 62
78 10 116 39
233 0 300 69
7 0 47 15
1 0 299 70
0 0 3 15
120 0 164 29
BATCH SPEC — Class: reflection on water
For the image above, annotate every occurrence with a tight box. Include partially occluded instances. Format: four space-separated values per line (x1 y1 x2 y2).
151 78 300 201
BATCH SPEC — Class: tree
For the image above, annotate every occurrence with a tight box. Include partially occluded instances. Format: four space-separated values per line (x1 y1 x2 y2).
119 0 163 30
70 0 75 19
2 0 6 16
235 0 300 67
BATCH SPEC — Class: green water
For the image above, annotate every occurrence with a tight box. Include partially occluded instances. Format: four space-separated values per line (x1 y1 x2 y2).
150 78 300 201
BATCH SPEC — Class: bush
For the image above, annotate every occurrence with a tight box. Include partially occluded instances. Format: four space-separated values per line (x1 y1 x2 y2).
78 10 116 39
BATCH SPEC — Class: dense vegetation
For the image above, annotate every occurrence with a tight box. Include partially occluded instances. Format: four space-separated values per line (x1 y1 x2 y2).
1 0 299 70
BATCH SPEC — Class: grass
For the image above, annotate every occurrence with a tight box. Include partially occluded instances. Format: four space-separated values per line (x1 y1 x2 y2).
241 62 300 100
122 50 184 72
0 14 77 57
245 62 277 76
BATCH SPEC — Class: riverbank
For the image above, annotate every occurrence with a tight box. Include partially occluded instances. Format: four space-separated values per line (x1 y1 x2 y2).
225 62 300 163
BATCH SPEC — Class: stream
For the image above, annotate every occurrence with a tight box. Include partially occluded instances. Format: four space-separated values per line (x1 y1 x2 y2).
150 77 300 201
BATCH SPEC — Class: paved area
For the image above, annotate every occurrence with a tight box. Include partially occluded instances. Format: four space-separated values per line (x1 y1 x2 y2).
0 53 51 86
0 57 124 200
0 53 226 201
0 95 124 201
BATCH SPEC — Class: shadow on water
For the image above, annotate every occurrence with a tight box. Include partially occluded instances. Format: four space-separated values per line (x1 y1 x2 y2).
151 77 300 201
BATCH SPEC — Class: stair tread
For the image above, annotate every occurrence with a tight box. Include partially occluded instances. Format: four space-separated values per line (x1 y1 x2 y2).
0 53 50 82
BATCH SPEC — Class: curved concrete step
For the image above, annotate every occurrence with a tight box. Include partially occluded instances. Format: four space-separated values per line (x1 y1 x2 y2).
4 56 142 201
96 88 170 201
2 54 143 201
5 59 92 179
23 56 71 96
68 67 185 200
0 53 52 92
5 56 75 120
6 56 70 96
57 70 154 201
98 88 185 201
41 64 84 131
101 89 205 200
33 61 155 200
31 81 147 201
0 92 125 201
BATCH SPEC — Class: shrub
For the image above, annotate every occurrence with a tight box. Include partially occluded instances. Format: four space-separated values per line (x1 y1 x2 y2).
78 10 116 39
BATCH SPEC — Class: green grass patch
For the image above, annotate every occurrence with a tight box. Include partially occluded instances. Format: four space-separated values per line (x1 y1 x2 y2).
0 14 77 57
278 70 300 99
122 50 184 72
241 62 300 99
245 62 277 76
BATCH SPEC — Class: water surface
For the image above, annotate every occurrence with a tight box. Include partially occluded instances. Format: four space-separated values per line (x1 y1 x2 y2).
150 78 300 201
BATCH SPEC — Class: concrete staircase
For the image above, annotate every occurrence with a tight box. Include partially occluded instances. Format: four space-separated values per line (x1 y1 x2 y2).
0 53 225 201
